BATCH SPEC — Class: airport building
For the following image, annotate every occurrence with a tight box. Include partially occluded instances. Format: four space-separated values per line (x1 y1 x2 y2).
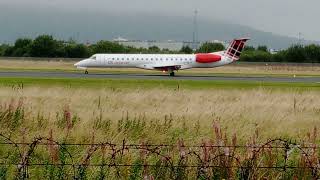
112 37 228 51
113 37 198 51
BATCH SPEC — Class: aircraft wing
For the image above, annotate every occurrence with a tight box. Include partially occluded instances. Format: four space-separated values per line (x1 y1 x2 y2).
136 63 191 70
153 64 182 70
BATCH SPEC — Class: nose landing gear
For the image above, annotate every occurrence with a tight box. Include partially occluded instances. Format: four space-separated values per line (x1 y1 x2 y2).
85 70 88 74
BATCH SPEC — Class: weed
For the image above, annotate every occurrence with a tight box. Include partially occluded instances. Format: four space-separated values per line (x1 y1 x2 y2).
0 166 8 179
129 159 143 180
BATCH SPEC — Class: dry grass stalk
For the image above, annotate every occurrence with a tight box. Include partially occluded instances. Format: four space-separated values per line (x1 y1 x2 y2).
0 86 319 142
47 129 59 163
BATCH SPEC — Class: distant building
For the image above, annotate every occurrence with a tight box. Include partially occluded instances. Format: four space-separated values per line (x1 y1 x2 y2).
113 38 199 51
113 36 129 42
112 37 228 51
269 49 280 54
206 40 228 48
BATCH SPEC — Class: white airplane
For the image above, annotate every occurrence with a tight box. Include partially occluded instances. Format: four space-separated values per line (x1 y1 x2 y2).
74 38 249 76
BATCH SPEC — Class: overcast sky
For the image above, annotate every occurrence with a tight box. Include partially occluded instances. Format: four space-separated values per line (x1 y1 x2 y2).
1 0 319 40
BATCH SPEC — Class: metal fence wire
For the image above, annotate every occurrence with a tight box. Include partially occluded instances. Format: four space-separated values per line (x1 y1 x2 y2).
0 133 320 179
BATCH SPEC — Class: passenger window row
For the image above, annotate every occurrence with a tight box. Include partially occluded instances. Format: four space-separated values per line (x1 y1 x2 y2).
108 57 193 61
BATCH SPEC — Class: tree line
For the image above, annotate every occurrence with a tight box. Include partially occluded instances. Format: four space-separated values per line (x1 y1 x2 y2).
0 35 320 63
0 35 183 58
241 44 320 63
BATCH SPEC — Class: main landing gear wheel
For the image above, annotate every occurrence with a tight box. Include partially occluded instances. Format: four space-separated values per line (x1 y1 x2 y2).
169 72 175 76
85 70 88 74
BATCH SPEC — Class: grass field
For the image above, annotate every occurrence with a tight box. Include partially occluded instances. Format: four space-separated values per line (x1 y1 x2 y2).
0 77 319 143
0 76 320 92
1 59 320 77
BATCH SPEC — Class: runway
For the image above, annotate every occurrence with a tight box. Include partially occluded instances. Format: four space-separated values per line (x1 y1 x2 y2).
0 71 320 83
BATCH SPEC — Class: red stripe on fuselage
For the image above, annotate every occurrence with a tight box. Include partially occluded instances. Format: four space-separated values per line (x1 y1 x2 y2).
195 53 221 63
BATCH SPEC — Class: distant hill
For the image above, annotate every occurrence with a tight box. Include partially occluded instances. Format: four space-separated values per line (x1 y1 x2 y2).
0 9 317 49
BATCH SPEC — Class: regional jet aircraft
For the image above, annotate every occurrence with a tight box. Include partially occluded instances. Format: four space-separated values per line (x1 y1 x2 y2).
74 38 249 76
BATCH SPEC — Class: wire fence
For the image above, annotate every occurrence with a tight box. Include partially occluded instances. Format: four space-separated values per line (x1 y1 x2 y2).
1 133 320 179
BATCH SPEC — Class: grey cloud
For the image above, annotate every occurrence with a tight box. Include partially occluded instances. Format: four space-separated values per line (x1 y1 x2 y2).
0 0 319 40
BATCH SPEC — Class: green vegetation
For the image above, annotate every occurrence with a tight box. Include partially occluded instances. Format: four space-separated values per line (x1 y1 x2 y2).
0 35 180 58
2 34 320 63
0 83 319 179
0 77 319 90
179 46 193 54
241 44 320 63
196 42 225 53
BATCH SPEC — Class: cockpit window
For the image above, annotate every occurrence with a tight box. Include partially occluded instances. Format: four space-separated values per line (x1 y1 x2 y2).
90 55 97 60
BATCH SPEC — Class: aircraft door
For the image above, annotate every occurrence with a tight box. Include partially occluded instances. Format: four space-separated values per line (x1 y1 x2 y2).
102 56 107 67
96 55 101 66
101 55 107 67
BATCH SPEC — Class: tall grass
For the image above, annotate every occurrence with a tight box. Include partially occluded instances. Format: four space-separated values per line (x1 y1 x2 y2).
0 86 319 178
0 115 319 179
0 86 319 142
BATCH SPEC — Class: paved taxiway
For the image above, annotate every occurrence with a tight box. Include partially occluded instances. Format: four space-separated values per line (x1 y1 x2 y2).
0 71 320 83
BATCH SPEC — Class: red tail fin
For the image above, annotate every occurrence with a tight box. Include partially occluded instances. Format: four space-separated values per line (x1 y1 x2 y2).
225 38 249 61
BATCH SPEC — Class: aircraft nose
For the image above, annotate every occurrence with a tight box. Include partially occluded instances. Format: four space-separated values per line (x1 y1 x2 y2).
74 60 86 67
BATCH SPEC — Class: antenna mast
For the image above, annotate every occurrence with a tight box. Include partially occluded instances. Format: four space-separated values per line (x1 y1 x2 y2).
298 32 302 45
192 9 198 50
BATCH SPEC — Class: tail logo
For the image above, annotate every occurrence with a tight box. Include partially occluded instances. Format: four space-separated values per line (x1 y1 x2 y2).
225 38 250 61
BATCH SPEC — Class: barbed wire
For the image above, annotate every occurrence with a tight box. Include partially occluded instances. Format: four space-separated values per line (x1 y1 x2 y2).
1 133 320 179
0 162 315 169
0 142 318 149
